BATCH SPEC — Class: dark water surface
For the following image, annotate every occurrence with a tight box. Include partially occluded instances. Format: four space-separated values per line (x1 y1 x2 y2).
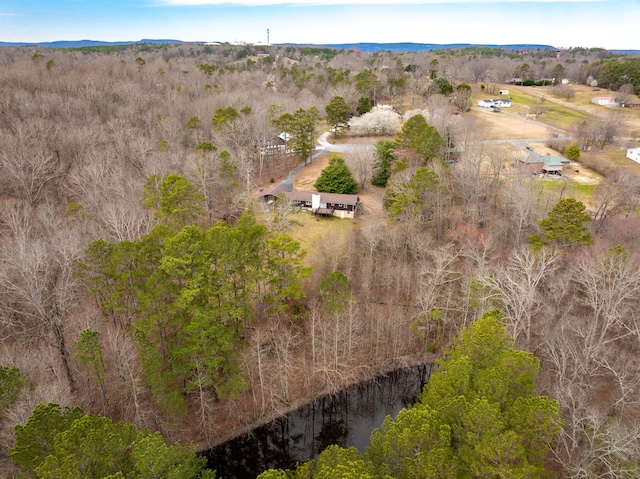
203 363 433 479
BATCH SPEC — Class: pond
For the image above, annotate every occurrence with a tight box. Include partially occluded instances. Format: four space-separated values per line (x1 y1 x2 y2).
203 363 433 478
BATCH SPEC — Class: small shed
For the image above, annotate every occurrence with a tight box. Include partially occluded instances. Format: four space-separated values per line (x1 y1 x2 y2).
627 147 640 163
499 89 509 95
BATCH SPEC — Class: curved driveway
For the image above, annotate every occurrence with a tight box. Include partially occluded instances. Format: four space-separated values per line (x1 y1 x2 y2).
275 132 373 191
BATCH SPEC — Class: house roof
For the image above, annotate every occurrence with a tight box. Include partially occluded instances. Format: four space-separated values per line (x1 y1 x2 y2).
543 157 566 167
278 132 292 142
518 155 569 166
518 155 544 164
258 184 289 198
286 191 313 202
285 191 359 206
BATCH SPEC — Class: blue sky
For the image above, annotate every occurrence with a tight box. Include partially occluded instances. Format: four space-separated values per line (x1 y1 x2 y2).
1 0 637 50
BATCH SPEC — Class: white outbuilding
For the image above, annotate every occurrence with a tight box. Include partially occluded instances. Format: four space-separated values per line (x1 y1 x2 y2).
627 147 640 163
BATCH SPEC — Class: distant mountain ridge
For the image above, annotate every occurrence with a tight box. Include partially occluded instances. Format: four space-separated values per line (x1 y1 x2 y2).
0 39 182 48
309 42 557 52
0 39 637 54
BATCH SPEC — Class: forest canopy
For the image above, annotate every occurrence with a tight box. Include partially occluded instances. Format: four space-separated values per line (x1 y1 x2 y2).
1 42 639 478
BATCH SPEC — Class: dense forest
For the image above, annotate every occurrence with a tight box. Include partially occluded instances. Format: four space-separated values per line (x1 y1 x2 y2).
1 42 640 478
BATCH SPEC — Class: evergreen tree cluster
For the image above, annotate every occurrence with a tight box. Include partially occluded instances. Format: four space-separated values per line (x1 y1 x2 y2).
79 177 311 415
10 403 214 478
595 58 640 94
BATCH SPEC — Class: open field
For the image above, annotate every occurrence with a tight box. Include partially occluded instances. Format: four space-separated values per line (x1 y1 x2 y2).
263 82 640 267
471 83 640 195
477 83 640 136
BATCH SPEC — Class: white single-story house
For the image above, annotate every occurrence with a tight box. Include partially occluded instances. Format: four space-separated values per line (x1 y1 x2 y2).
478 99 512 108
287 191 359 219
627 147 640 163
591 96 618 106
494 99 512 108
478 99 496 108
258 190 360 219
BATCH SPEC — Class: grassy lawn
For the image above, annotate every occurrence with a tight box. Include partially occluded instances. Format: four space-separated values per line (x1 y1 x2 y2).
580 147 640 177
536 178 598 206
506 90 539 105
286 210 355 267
502 88 591 130
537 105 590 130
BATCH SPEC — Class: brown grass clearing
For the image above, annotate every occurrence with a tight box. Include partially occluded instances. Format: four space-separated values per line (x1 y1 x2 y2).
495 83 640 136
472 107 553 140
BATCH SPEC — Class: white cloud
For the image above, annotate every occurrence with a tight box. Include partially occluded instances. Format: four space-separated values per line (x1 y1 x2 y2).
159 0 602 5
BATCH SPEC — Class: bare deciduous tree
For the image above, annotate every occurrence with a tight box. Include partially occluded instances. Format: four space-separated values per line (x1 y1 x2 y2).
479 247 560 349
256 195 301 234
553 84 576 101
415 243 463 347
345 145 373 191
617 83 635 105
502 170 545 246
0 139 65 206
594 114 622 150
0 226 82 393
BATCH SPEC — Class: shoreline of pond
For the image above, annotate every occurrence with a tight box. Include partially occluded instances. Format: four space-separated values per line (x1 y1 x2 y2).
201 359 436 478
199 353 438 452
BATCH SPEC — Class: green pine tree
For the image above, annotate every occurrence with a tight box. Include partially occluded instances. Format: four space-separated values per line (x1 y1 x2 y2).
314 155 359 194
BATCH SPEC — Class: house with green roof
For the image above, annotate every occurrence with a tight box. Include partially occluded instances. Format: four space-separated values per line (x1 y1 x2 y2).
516 154 570 174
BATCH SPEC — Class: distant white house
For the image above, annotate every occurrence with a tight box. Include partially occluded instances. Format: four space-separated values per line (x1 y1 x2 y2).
478 99 511 108
499 89 509 95
478 99 496 108
627 147 640 163
494 99 512 108
591 96 618 106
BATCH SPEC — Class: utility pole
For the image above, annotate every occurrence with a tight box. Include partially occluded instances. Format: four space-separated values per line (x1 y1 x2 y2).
267 28 270 46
